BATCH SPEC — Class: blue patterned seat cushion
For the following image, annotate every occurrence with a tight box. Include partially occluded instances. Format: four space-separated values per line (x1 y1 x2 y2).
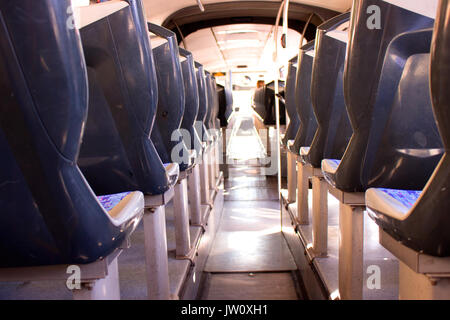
300 146 310 156
97 192 131 212
366 188 421 221
322 159 341 174
378 188 421 209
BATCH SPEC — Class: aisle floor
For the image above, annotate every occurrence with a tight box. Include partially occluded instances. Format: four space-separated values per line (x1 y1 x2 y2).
200 165 301 300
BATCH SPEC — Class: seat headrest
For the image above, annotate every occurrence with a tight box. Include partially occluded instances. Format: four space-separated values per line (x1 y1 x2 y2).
72 0 129 29
326 21 350 43
150 34 168 48
384 0 438 19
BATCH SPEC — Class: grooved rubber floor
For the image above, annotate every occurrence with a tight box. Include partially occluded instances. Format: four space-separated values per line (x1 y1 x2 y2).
201 150 299 299
200 272 300 300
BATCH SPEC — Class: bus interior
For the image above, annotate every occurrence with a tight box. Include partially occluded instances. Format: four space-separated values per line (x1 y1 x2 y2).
0 0 449 301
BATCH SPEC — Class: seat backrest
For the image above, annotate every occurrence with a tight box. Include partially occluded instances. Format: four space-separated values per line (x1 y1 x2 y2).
0 0 135 267
253 86 267 120
431 1 450 150
204 73 220 131
194 62 210 143
372 2 450 257
263 81 286 126
204 72 215 130
307 12 352 167
195 62 208 124
148 23 190 169
217 83 228 127
179 48 201 154
364 29 443 189
282 56 300 147
407 0 450 256
78 1 171 195
224 84 234 122
332 0 435 191
211 76 221 129
291 41 317 154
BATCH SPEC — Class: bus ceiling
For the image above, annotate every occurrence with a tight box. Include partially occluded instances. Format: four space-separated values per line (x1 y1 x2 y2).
142 1 349 43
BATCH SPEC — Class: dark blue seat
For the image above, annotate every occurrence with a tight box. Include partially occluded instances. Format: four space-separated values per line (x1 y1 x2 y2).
252 86 267 121
224 84 234 124
322 0 435 192
363 30 442 189
291 41 317 155
194 62 211 144
299 12 352 168
179 48 202 159
204 72 219 131
282 56 300 148
210 75 221 131
260 81 286 126
217 84 226 127
77 0 178 196
0 0 143 267
366 1 449 257
148 23 192 172
217 83 233 127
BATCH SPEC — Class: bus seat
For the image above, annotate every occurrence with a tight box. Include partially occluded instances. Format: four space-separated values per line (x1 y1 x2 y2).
282 56 300 148
179 48 202 159
261 81 286 126
77 0 176 196
364 30 442 189
300 12 351 168
204 72 216 131
204 74 221 144
148 23 192 172
211 76 221 132
366 0 450 257
291 41 317 155
253 86 267 121
194 62 212 145
0 0 144 267
217 83 231 127
224 85 234 124
322 0 435 192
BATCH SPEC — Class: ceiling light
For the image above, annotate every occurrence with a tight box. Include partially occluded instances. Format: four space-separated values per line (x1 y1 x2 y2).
216 30 259 35
217 39 260 44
